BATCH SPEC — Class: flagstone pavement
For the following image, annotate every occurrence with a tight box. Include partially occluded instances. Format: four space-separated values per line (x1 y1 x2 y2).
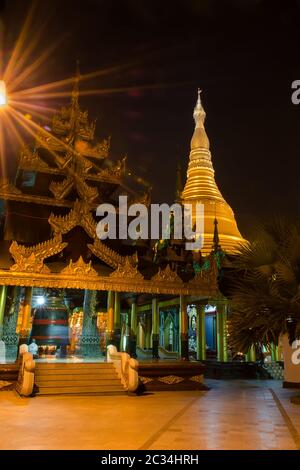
1 379 300 450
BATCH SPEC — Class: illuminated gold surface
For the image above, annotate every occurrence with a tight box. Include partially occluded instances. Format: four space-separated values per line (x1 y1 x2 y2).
182 90 246 254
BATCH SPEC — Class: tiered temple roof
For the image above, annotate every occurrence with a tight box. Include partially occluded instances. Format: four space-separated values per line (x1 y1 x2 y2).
0 82 218 298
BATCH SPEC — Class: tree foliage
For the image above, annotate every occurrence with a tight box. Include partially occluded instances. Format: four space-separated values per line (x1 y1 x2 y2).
226 218 300 353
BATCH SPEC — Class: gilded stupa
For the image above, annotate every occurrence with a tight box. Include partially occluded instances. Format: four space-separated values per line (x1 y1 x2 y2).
182 90 246 254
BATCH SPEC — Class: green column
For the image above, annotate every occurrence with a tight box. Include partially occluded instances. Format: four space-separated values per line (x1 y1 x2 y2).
80 290 101 357
113 292 121 349
129 299 137 357
145 312 152 349
196 304 206 361
179 295 188 360
222 304 228 362
152 297 159 358
245 345 256 362
217 305 224 362
3 286 22 361
249 344 256 362
270 344 278 361
0 285 7 337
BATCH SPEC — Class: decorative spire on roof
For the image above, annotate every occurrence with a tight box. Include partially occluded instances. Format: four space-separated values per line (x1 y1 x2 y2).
190 88 210 150
212 217 221 252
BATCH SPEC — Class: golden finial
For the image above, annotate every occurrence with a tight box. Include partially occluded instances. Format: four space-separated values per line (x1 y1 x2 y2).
193 88 205 125
196 88 202 109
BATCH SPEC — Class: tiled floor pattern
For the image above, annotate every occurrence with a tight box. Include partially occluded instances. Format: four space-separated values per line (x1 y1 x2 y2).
1 379 300 450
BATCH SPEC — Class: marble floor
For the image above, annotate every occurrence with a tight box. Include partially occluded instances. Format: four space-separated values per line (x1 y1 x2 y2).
1 379 300 450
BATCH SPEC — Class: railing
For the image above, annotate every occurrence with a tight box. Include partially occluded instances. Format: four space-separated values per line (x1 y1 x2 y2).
107 344 139 393
16 344 35 397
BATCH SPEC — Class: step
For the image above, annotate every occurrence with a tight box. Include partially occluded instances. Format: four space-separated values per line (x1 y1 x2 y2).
35 363 112 369
35 379 122 387
35 371 118 379
35 385 126 395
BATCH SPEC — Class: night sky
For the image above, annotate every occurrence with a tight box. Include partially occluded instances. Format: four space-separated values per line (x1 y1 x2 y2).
1 0 300 238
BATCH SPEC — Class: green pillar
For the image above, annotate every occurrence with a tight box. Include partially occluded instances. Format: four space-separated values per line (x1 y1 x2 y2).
270 344 278 361
113 292 121 349
245 345 256 362
152 297 159 358
3 286 22 361
129 299 137 357
145 312 152 349
222 304 228 362
196 304 206 361
249 344 256 362
217 305 224 362
0 285 7 337
179 295 188 360
80 290 101 357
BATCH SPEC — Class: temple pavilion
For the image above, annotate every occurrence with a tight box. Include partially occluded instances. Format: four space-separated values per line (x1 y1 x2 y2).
0 76 254 386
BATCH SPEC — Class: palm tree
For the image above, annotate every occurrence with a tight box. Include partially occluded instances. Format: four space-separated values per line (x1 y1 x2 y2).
224 218 300 355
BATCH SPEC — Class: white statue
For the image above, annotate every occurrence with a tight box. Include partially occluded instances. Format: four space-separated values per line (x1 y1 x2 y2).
28 339 39 358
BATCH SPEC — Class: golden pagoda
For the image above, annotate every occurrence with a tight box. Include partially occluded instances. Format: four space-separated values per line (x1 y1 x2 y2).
182 90 246 254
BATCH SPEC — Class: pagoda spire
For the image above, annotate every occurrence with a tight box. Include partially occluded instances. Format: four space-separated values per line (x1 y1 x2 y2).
182 89 246 254
190 88 210 150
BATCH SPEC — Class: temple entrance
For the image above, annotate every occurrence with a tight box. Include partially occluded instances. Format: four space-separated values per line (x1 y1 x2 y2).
205 304 217 359
159 309 179 354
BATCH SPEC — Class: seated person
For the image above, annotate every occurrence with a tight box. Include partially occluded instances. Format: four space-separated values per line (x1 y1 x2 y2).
28 338 39 358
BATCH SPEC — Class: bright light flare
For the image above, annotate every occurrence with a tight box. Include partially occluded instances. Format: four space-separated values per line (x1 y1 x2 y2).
0 3 191 176
0 80 7 107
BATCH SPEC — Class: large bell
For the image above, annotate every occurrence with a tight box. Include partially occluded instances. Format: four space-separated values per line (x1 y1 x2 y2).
30 292 70 351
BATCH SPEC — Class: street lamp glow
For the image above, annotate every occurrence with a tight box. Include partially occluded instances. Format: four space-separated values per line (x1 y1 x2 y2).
0 80 7 107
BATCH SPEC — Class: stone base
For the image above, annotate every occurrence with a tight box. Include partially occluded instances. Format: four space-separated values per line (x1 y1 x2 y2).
152 334 159 359
2 333 19 363
78 336 103 358
180 333 189 361
138 361 208 391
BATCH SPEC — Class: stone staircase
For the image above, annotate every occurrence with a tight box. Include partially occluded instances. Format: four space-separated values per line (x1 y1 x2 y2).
34 362 126 395
262 362 284 380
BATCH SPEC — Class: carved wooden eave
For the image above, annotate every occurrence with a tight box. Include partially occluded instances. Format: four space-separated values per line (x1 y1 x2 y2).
87 239 132 270
0 261 218 296
151 265 183 283
19 147 57 173
49 200 135 270
49 200 96 236
18 147 122 184
9 235 68 274
0 178 75 208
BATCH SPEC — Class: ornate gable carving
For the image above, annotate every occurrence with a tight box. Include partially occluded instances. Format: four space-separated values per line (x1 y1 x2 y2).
151 264 182 283
61 256 98 277
109 257 144 280
9 235 67 274
49 200 96 238
0 179 22 195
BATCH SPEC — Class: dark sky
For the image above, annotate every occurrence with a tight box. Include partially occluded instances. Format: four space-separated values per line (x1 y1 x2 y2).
1 0 300 238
